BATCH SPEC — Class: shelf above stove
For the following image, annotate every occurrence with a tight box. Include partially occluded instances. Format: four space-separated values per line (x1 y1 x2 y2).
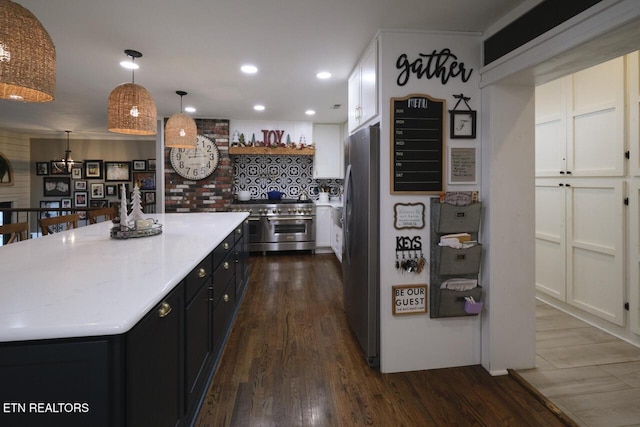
229 146 315 156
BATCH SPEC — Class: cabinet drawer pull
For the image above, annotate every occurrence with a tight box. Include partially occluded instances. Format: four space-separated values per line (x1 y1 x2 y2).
223 242 230 250
223 261 230 270
198 268 207 278
223 294 230 303
158 302 172 318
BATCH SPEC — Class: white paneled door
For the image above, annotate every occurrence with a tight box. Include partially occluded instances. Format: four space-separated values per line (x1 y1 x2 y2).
566 179 625 326
535 179 625 326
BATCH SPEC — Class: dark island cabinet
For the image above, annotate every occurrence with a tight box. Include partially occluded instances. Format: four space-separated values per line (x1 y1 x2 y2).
0 225 250 427
126 284 184 427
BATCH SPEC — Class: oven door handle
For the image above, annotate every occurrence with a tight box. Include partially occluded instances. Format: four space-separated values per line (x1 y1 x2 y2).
248 217 261 221
267 216 314 221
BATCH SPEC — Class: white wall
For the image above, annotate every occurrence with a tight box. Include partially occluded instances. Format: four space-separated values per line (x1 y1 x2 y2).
376 30 483 373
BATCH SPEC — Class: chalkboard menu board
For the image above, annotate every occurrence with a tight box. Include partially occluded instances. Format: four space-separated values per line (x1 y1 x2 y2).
391 94 445 194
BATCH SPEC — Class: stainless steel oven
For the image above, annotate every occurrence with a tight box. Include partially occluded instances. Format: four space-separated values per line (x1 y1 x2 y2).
230 199 315 253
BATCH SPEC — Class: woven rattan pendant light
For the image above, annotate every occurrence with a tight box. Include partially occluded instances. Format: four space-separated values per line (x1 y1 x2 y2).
165 90 197 148
0 0 56 102
108 50 157 136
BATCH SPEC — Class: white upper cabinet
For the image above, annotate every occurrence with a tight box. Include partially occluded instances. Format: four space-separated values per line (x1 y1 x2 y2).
348 39 378 133
313 123 344 179
535 57 625 177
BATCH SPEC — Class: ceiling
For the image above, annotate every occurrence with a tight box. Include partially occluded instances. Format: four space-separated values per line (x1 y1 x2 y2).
0 0 528 140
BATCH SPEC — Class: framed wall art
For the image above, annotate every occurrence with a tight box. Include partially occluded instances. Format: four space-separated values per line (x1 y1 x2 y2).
105 184 118 197
105 161 131 182
84 160 103 179
133 171 155 190
74 180 87 191
132 160 146 171
36 162 49 176
71 166 83 179
90 182 105 199
449 110 476 139
74 191 88 208
50 160 70 175
43 176 71 197
147 159 156 171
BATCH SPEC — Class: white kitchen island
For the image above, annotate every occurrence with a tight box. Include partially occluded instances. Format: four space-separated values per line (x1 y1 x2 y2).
0 212 250 427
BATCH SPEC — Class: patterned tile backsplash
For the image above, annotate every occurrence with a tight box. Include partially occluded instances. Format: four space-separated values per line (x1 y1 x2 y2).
233 155 343 200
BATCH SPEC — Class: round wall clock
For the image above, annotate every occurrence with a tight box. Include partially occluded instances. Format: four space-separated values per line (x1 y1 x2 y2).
169 134 220 180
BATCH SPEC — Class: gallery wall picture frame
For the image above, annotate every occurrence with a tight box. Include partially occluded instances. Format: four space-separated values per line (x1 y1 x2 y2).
147 159 156 171
71 166 83 179
50 160 71 175
74 180 87 191
449 110 477 139
133 171 155 190
105 184 118 197
43 176 71 197
105 161 131 182
61 198 72 214
90 182 105 199
39 200 61 219
89 199 108 208
132 160 146 171
74 191 88 208
143 191 156 205
36 162 49 175
84 160 103 179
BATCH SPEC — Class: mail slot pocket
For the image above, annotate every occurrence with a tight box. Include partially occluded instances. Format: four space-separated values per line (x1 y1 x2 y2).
438 244 482 275
438 286 482 317
436 203 481 234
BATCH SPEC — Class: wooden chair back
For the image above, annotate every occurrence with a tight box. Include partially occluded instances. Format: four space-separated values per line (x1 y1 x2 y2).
39 213 81 236
87 207 116 224
0 222 29 244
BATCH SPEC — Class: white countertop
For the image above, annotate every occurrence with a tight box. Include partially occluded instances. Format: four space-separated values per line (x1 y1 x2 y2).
0 212 248 343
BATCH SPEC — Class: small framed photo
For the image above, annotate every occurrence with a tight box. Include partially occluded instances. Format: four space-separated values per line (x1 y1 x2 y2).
74 180 87 191
39 200 60 219
50 160 70 175
133 171 156 190
105 161 131 182
61 198 72 209
74 191 88 208
43 176 71 197
105 184 118 197
89 199 108 208
147 159 156 171
84 160 103 179
143 191 156 205
90 182 105 199
132 160 147 171
450 110 477 139
71 166 83 179
36 162 49 176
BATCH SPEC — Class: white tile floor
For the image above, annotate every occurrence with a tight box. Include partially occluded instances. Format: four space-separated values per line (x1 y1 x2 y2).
518 301 640 427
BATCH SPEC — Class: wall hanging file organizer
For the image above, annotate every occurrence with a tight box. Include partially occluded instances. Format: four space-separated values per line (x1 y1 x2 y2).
429 198 483 317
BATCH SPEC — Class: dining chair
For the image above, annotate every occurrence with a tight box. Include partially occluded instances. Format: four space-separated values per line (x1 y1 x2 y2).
0 222 29 244
39 213 81 236
87 207 116 224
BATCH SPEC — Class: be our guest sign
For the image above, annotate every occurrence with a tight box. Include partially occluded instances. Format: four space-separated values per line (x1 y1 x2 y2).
392 284 427 315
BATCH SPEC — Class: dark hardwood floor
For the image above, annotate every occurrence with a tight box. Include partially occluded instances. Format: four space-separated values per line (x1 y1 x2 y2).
195 253 571 427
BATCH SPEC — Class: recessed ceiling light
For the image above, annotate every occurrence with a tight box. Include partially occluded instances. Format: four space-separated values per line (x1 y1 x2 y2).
305 110 316 116
316 71 331 79
253 104 265 111
241 65 258 74
184 106 196 113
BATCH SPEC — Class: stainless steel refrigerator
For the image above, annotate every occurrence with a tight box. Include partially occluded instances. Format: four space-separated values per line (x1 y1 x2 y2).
342 124 380 367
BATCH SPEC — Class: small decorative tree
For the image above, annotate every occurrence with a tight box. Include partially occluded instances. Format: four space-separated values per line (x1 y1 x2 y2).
119 184 129 230
130 183 145 222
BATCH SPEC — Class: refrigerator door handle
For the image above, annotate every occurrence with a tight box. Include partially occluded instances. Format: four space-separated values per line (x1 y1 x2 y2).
343 164 352 264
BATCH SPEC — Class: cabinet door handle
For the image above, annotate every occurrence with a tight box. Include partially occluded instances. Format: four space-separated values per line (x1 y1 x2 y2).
223 294 230 303
198 268 207 278
223 242 230 250
223 261 230 270
158 302 172 318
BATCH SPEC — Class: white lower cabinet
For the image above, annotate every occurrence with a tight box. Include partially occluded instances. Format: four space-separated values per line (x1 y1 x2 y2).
535 178 624 325
315 205 332 252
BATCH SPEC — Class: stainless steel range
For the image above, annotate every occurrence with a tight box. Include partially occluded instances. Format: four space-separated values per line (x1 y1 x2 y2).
229 199 315 253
